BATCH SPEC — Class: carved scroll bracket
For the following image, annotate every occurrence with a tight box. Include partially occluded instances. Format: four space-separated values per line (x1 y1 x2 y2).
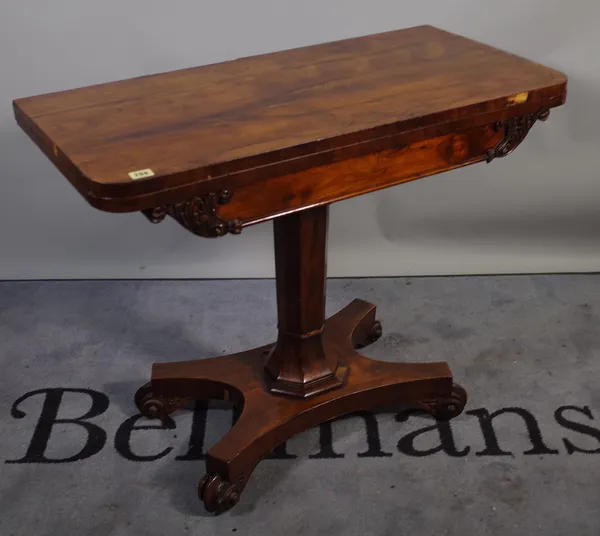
486 109 550 163
142 190 242 238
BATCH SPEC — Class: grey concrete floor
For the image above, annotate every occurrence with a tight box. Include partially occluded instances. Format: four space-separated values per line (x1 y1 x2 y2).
0 276 599 535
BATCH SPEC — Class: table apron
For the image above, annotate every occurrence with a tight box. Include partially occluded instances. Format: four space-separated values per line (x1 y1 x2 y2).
219 123 503 227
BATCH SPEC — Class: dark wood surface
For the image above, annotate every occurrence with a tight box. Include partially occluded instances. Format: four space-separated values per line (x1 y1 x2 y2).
144 297 465 513
14 25 566 214
15 25 566 513
219 122 504 226
264 205 348 397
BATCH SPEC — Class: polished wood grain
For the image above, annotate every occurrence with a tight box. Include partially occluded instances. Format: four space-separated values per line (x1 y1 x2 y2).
264 205 348 397
14 25 567 514
136 202 468 513
146 298 464 513
14 25 566 213
220 122 504 226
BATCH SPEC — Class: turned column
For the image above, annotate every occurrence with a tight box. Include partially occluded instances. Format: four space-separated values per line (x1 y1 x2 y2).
263 205 348 397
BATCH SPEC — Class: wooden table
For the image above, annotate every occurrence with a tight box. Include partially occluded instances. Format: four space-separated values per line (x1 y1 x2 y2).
14 25 567 514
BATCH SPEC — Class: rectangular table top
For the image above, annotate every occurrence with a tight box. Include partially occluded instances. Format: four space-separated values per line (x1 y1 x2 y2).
14 25 566 213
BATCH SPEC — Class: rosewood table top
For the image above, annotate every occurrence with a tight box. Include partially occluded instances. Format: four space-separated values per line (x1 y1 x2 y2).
14 25 566 223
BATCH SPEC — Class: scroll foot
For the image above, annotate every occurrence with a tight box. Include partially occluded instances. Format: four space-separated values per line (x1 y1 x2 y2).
198 474 241 514
134 382 188 421
354 320 383 349
418 383 467 420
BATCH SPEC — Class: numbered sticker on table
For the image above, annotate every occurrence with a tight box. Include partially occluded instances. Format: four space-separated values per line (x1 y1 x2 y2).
128 168 155 180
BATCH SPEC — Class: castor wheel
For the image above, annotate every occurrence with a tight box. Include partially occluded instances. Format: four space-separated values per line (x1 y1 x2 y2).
420 383 467 421
134 382 187 421
355 320 383 349
198 474 240 514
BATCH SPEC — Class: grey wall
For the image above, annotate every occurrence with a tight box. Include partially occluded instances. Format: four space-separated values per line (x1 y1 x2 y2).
1 0 597 279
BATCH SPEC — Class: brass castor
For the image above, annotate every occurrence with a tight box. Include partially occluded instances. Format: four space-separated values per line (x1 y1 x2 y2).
198 474 240 514
420 383 468 421
134 382 187 421
355 320 383 349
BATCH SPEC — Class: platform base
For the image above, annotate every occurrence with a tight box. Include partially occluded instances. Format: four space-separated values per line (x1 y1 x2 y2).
134 299 466 514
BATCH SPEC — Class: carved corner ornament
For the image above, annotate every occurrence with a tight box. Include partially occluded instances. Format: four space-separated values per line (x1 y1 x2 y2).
142 190 242 238
486 109 550 163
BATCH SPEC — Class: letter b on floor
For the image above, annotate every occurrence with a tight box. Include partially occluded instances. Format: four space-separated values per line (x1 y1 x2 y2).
6 388 109 463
